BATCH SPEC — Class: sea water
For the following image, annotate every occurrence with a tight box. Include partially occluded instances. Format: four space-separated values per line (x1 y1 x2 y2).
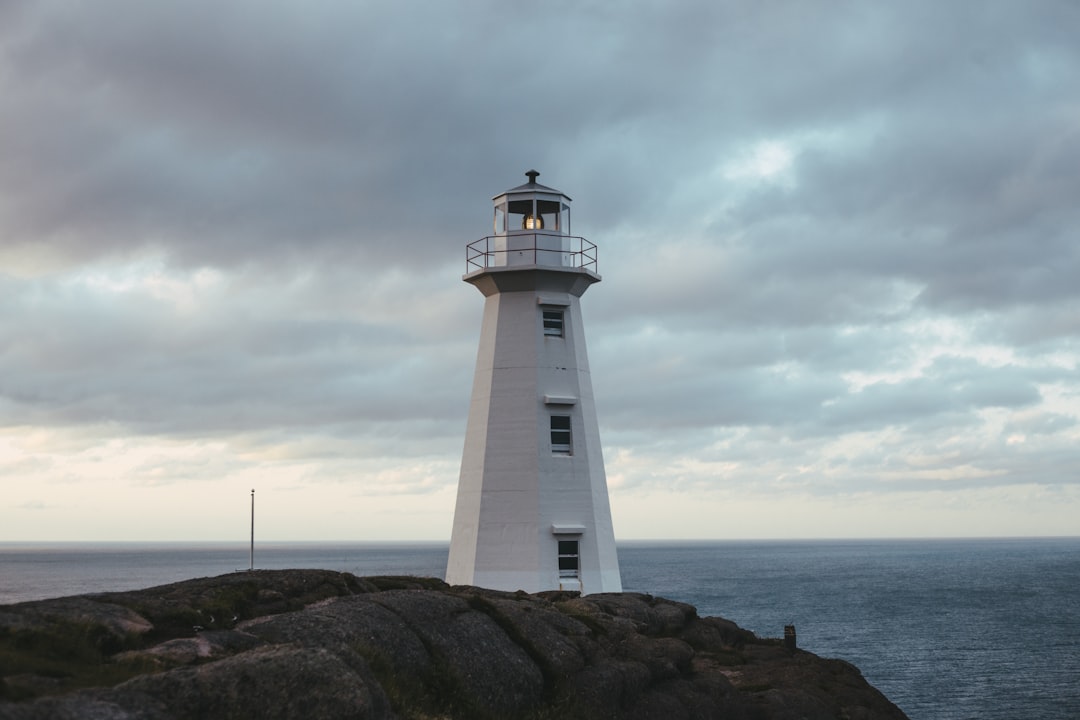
1 538 1077 720
619 538 1080 720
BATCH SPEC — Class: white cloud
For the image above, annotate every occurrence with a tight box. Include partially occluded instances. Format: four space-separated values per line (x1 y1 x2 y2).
722 140 797 185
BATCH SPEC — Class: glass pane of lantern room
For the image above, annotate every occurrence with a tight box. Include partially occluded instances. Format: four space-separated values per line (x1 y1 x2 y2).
494 206 505 234
507 198 532 230
537 199 560 232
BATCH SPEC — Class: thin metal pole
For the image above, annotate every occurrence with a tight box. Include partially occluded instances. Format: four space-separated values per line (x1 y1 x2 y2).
249 489 254 571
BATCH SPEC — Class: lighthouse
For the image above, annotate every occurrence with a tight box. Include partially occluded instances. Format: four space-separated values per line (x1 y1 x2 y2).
446 170 622 594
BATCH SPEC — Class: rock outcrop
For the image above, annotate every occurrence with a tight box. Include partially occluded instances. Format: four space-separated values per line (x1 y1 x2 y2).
0 570 908 719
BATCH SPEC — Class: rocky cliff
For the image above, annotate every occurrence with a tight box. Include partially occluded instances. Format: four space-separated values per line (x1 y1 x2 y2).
0 570 908 719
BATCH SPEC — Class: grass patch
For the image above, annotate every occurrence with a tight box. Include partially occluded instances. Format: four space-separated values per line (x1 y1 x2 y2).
0 620 154 701
366 576 448 592
552 605 608 637
350 633 493 720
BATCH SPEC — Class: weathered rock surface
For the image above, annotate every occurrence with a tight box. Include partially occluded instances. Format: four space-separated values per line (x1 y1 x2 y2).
0 570 908 719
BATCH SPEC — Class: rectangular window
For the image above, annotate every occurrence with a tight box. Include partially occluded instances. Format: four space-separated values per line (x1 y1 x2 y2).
550 415 571 455
558 540 580 578
542 309 564 337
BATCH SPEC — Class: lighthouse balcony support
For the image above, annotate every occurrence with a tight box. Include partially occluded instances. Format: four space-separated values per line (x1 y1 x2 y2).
467 234 598 273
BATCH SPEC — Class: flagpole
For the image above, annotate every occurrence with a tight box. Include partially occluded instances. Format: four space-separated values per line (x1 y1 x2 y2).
249 488 255 572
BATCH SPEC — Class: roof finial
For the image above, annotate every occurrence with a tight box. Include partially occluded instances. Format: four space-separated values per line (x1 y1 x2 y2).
525 169 540 185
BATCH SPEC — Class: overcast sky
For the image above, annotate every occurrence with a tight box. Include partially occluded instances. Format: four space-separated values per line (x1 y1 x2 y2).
2 0 1078 542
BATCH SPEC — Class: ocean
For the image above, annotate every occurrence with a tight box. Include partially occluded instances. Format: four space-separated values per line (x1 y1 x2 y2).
1 538 1077 719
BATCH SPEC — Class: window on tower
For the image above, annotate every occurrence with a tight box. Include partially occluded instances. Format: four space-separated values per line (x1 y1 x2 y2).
550 415 572 455
558 539 580 578
542 309 564 337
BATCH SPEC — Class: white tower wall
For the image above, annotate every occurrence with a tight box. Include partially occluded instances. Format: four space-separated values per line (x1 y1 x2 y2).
446 174 621 594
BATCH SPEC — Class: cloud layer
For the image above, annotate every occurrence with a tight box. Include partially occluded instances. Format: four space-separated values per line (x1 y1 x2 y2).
2 0 1078 540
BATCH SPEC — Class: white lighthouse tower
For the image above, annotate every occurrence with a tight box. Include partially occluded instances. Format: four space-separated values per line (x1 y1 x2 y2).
446 170 622 594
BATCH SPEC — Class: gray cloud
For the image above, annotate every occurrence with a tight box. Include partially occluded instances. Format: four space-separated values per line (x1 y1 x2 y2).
2 0 1079 535
0 267 475 437
819 358 1042 432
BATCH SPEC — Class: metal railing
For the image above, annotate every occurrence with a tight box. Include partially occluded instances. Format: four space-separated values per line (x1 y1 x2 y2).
466 234 598 273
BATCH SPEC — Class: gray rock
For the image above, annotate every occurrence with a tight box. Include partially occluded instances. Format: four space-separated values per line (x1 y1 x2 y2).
0 570 910 720
371 589 547 717
117 644 390 720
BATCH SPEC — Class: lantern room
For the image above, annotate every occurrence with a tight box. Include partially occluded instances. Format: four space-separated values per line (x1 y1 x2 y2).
493 169 571 236
479 170 575 269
